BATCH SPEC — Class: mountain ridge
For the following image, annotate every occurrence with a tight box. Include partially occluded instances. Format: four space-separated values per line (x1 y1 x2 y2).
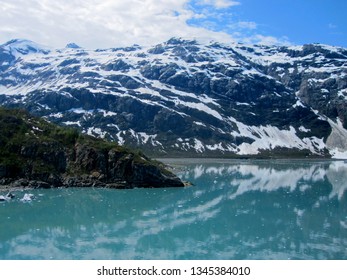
0 37 346 158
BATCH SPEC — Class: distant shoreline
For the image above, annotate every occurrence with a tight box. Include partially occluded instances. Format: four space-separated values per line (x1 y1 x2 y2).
2 158 346 192
157 157 347 164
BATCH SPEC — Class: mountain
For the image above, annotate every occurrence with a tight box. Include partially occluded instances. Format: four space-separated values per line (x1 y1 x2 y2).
0 38 346 158
1 39 50 57
0 107 184 189
66 43 81 49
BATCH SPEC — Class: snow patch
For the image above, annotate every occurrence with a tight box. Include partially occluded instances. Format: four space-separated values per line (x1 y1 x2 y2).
116 132 125 145
193 121 206 127
63 121 81 127
97 109 117 117
49 113 63 119
327 118 347 159
337 89 347 100
193 139 205 153
206 142 235 152
84 127 108 138
299 126 311 133
69 108 94 115
236 102 251 106
229 117 325 156
107 124 120 130
293 100 306 108
173 100 223 120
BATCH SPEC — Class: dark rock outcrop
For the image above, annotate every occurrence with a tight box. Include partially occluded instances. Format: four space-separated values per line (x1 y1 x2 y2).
0 108 184 189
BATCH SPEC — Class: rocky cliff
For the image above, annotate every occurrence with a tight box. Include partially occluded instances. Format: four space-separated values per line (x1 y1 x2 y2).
0 108 184 189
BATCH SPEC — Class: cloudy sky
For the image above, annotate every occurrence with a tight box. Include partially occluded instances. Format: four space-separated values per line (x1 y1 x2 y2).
0 0 346 49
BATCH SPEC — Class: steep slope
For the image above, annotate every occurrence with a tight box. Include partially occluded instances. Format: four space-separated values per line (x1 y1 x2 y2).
234 43 347 127
0 107 184 189
0 38 346 158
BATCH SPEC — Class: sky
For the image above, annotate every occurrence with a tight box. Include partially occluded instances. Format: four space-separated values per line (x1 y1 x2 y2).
0 0 346 49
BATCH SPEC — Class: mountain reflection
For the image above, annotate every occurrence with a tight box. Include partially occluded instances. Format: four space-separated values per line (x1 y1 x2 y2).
1 160 347 259
179 160 347 200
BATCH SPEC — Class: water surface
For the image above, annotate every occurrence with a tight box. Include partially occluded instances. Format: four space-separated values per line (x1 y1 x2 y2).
1 159 347 259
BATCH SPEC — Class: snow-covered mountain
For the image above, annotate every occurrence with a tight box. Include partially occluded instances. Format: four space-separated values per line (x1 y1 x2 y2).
1 38 346 158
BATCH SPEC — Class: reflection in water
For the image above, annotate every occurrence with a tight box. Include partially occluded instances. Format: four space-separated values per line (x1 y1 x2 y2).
180 160 347 201
0 160 347 260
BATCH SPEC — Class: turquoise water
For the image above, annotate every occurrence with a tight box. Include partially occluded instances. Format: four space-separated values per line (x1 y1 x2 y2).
1 159 347 260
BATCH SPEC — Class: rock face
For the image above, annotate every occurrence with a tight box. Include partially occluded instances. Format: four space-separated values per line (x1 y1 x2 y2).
0 38 346 158
0 108 184 189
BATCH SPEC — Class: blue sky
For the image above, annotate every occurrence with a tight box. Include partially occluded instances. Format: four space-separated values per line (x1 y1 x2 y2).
0 0 346 48
188 0 347 46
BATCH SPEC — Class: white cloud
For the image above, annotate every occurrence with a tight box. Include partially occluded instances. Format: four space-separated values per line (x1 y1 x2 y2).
0 0 288 48
0 0 235 48
0 0 234 48
199 0 240 9
230 21 257 30
240 34 290 46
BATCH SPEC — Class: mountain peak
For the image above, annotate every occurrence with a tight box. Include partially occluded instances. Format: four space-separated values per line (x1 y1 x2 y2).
1 38 50 56
65 42 81 49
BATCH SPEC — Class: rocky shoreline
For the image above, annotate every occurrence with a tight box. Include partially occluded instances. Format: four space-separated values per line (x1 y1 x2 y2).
0 148 185 190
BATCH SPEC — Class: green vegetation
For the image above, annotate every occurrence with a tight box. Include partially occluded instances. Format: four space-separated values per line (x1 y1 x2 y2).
0 107 77 150
0 107 165 180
